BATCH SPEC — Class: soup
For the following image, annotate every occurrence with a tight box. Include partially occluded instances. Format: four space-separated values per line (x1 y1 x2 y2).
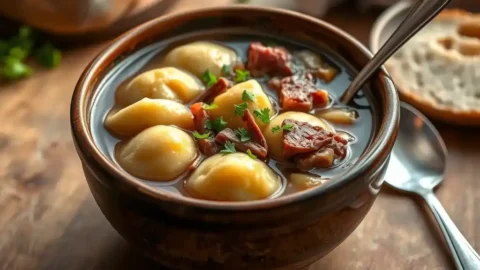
91 36 374 202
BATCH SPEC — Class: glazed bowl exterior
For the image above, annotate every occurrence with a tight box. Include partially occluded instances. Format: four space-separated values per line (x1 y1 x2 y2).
71 6 399 270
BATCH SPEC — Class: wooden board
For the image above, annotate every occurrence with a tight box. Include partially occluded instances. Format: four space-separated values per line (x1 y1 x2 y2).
0 1 478 269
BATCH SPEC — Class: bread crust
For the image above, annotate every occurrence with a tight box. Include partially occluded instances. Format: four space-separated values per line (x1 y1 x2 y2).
389 9 480 125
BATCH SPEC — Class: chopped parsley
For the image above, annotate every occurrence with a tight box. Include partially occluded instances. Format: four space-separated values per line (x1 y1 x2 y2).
192 131 211 139
202 69 218 87
220 141 236 154
202 103 218 110
234 102 248 116
246 149 257 159
242 90 255 102
265 41 278 47
253 108 271 124
205 117 227 133
235 128 251 142
234 69 250 83
221 64 230 75
271 123 295 134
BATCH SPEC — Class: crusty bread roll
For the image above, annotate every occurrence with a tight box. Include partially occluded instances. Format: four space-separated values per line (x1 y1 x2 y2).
387 10 480 125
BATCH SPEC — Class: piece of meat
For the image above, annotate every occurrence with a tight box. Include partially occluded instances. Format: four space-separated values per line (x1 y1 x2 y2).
282 119 334 159
190 102 219 156
269 73 329 112
294 149 335 171
327 134 348 158
197 138 219 157
247 42 293 77
194 77 232 104
242 110 267 149
215 128 267 159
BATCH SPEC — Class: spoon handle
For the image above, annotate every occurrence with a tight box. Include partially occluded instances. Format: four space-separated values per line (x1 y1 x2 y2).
422 191 480 270
340 0 451 104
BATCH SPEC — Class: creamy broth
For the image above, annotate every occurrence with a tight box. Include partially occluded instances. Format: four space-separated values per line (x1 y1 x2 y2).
90 35 374 200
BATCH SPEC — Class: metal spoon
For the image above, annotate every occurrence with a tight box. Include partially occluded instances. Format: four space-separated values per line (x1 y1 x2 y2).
385 103 480 270
340 0 451 104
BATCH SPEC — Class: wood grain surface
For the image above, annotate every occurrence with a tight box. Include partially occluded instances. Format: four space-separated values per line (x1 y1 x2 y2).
0 1 478 269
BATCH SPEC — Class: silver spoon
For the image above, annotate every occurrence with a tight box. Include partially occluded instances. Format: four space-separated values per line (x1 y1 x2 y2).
340 0 451 104
385 103 480 270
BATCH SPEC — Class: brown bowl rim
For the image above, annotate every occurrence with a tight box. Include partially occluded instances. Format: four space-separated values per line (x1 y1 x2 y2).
71 5 399 211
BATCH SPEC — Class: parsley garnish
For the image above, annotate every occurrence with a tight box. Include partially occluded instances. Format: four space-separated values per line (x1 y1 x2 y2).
193 131 211 139
234 102 248 116
235 128 251 142
265 41 278 47
242 90 255 102
202 69 218 87
234 69 250 83
246 149 257 159
202 103 218 110
205 117 227 133
220 141 236 154
271 123 295 134
253 108 271 124
221 64 230 75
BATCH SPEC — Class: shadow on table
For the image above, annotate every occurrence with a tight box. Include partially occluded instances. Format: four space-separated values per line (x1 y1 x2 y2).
381 186 455 267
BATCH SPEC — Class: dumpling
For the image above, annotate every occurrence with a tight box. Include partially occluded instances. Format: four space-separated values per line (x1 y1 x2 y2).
163 41 237 78
116 67 204 106
105 98 194 137
264 112 334 161
116 125 197 181
186 153 280 201
208 80 273 129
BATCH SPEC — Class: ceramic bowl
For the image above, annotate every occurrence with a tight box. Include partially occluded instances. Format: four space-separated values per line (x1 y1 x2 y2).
71 6 399 270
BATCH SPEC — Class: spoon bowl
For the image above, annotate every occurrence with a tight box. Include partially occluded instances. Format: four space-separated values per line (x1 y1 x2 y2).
385 102 480 269
386 102 447 194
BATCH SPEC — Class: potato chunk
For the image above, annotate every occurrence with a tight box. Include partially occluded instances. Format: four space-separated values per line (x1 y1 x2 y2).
105 98 194 137
116 126 197 181
208 80 273 129
163 41 237 78
186 153 280 201
116 67 204 106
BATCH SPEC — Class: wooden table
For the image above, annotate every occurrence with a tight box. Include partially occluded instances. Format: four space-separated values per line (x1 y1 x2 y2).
1 1 478 269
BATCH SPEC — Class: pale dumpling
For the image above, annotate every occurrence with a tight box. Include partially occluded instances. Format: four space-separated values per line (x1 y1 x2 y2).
208 80 273 129
105 98 194 137
116 125 197 181
116 67 204 106
163 41 237 77
264 112 334 161
186 153 280 201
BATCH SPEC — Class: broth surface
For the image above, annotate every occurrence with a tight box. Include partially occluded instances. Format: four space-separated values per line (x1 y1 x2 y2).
90 35 374 199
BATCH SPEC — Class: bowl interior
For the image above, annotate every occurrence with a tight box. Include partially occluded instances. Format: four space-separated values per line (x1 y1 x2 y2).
72 6 399 210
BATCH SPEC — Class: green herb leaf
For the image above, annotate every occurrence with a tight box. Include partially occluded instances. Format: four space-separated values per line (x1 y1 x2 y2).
265 41 278 47
220 141 236 154
234 102 248 117
246 149 257 159
242 90 255 102
253 108 271 124
193 131 211 139
1 57 32 79
221 64 230 75
206 117 227 133
35 43 61 68
202 69 218 87
235 128 251 142
202 103 218 110
18 26 33 39
9 47 28 61
234 69 250 83
271 123 295 134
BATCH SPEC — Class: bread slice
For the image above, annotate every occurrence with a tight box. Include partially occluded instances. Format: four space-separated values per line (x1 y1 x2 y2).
387 9 480 125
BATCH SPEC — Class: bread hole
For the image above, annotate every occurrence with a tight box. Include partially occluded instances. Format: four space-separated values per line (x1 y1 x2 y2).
458 42 480 56
415 72 424 88
458 21 480 40
437 37 454 50
413 51 422 64
474 92 480 99
425 52 433 61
